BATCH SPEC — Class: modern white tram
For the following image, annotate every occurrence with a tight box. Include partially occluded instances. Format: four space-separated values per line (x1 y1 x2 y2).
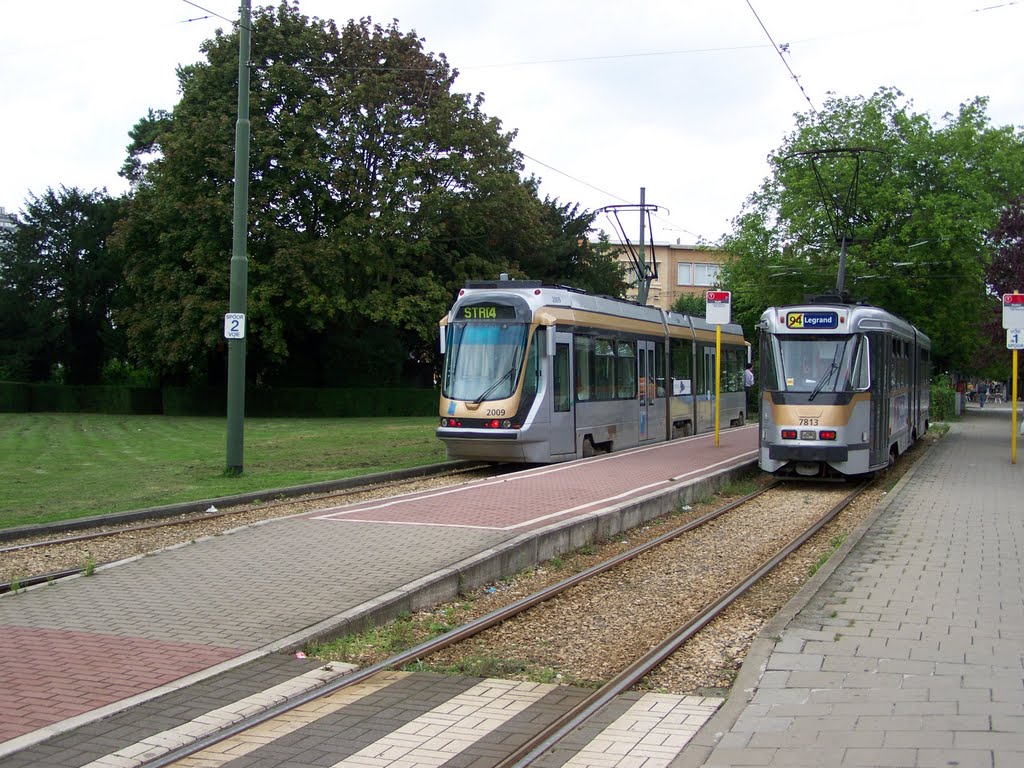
757 299 931 478
437 277 750 463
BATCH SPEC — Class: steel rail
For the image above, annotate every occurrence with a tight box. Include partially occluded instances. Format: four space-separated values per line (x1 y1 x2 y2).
140 481 779 768
0 459 487 545
496 480 868 768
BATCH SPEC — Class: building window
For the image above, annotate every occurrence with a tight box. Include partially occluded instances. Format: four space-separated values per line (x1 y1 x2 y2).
676 263 691 285
676 262 720 286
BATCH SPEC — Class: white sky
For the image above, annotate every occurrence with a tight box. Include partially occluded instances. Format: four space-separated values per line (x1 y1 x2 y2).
1 1 1021 244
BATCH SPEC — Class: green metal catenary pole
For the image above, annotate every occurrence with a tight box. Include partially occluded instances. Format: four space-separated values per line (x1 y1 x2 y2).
637 187 647 306
226 0 252 475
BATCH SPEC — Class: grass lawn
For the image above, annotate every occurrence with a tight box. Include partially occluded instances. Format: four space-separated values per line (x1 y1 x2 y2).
0 413 447 530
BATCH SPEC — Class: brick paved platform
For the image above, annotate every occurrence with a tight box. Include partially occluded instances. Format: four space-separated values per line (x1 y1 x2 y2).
676 404 1024 768
0 426 757 759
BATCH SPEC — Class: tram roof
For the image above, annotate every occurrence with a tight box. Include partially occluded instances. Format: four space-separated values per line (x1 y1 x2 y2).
759 302 930 344
449 280 746 341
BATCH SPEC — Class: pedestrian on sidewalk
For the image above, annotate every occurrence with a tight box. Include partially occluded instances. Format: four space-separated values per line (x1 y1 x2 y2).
744 362 755 414
977 380 989 408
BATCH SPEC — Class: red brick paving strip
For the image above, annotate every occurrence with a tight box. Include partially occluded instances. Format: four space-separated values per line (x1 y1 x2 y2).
0 626 238 743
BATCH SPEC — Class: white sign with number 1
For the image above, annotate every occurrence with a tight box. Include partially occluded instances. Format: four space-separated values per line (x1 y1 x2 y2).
1008 328 1024 350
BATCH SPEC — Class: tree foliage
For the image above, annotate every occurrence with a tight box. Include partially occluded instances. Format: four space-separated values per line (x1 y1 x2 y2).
114 2 619 386
0 187 125 383
981 196 1024 377
720 88 1024 372
670 292 706 317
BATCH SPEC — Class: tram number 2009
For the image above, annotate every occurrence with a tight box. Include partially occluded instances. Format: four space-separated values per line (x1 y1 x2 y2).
798 417 819 426
486 409 506 417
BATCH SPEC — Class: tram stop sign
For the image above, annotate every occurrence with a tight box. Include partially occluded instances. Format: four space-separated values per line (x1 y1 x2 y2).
1003 293 1024 329
706 290 732 325
1009 329 1024 351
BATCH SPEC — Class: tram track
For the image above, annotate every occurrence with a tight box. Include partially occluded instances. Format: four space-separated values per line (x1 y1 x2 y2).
496 480 867 767
135 478 873 768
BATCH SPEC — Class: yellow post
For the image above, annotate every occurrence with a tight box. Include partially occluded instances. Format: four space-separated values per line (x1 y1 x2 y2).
714 324 721 447
1013 348 1018 465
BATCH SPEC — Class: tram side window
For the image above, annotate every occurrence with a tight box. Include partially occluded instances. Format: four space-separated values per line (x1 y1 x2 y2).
523 329 541 399
574 335 640 402
554 341 571 412
850 337 870 390
696 346 710 395
575 336 594 401
670 339 693 395
595 339 616 399
760 335 779 391
726 349 741 392
654 342 665 397
870 333 886 395
616 341 637 398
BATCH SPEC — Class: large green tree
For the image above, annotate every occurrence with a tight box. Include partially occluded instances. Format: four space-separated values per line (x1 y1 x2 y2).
979 196 1024 379
114 2 616 386
0 187 126 384
721 88 1024 372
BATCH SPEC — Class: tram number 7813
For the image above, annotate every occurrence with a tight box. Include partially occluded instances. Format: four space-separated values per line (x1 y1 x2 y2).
798 417 819 426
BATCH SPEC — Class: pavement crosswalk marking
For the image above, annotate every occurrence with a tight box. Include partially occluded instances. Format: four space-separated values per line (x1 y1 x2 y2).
81 662 360 768
563 693 723 767
329 677 557 767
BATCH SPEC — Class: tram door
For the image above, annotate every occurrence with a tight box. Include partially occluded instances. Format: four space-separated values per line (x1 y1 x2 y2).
637 340 666 443
868 332 889 467
549 332 576 456
695 346 717 433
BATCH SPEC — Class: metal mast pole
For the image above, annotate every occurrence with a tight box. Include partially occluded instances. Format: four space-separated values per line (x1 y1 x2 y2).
226 0 251 475
637 187 647 306
836 233 848 296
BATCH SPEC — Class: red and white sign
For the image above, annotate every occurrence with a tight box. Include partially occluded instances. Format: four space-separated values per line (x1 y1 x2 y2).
1003 293 1024 329
706 290 731 325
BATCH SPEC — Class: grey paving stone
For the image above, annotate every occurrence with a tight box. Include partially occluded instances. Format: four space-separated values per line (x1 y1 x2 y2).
684 411 1024 768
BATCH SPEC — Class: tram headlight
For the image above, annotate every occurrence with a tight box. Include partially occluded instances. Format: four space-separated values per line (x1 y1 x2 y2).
502 420 512 429
781 429 798 440
819 430 837 440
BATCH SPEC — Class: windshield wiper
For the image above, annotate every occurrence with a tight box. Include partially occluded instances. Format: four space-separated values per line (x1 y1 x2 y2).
809 354 841 401
473 365 517 404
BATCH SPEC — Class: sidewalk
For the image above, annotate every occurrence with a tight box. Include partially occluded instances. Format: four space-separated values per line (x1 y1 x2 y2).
677 404 1024 767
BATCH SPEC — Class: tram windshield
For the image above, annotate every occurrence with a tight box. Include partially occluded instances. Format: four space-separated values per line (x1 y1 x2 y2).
769 335 868 394
442 322 529 402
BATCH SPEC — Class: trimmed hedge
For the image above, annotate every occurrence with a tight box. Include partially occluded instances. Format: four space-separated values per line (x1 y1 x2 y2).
0 381 438 418
0 382 30 412
7 384 163 414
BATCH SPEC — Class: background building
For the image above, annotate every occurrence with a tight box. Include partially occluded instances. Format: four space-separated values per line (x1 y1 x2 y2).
613 240 724 310
0 206 18 237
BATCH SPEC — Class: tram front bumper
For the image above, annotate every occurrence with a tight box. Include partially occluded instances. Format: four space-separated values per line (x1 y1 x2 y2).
768 445 849 462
